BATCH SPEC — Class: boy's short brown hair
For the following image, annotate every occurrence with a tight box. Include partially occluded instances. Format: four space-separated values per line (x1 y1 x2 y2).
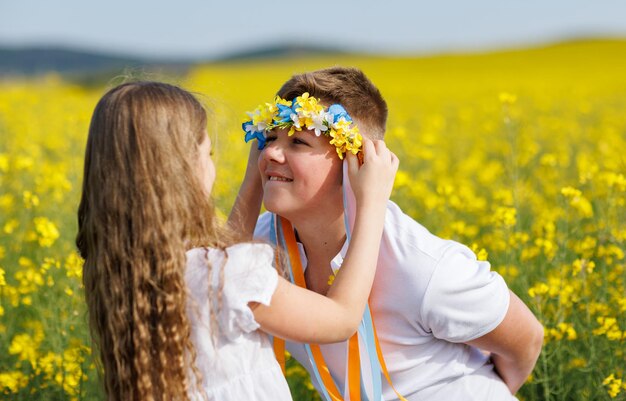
277 67 388 139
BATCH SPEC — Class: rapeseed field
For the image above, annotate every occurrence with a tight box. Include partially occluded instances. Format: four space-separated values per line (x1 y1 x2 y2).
1 39 625 400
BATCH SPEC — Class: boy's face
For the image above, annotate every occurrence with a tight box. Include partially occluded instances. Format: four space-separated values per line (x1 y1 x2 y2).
258 128 343 220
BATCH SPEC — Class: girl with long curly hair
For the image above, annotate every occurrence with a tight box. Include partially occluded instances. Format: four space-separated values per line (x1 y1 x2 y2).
76 81 397 401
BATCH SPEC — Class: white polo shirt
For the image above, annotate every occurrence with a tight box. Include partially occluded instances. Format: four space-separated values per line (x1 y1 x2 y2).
254 200 516 401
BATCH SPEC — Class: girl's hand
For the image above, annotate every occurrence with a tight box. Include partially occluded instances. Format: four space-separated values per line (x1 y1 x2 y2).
346 138 399 208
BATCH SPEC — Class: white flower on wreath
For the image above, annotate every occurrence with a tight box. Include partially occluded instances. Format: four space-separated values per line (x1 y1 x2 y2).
310 110 329 136
290 113 302 129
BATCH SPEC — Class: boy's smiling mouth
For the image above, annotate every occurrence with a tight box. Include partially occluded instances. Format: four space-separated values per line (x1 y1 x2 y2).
266 170 293 182
269 176 293 182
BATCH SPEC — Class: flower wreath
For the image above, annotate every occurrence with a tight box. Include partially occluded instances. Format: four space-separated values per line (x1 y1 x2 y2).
242 93 362 159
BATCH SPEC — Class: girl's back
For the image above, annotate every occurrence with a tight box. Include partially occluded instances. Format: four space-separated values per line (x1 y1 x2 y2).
185 244 290 400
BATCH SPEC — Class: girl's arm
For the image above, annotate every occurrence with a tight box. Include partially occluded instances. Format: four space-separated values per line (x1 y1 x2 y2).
466 290 544 394
251 139 398 344
227 144 263 241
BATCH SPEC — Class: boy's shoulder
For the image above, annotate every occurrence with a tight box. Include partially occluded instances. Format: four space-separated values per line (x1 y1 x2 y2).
254 212 273 242
381 200 460 265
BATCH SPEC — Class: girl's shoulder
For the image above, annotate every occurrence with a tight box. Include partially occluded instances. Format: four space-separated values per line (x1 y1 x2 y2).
186 242 274 281
186 242 274 270
185 243 279 340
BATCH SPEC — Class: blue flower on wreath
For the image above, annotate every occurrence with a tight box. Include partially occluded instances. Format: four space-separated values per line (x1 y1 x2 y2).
327 104 352 123
276 103 294 123
243 121 267 149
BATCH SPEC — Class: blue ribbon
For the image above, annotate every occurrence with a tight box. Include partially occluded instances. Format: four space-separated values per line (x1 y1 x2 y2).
270 185 385 401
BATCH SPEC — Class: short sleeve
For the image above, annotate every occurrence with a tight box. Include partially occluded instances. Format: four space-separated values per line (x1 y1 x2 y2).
217 243 279 340
421 244 510 343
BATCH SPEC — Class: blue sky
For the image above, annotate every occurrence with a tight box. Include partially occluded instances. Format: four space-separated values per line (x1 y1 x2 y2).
1 0 625 59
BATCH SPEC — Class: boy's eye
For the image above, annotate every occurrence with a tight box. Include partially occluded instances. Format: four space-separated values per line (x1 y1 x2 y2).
265 136 277 143
293 138 308 146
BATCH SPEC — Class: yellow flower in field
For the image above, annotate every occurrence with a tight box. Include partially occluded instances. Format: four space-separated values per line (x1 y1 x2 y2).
4 285 19 307
493 206 517 227
0 267 6 286
597 244 625 266
496 265 520 280
572 258 595 276
0 194 14 211
618 298 626 313
0 305 4 316
41 257 60 272
560 186 593 217
593 317 624 340
0 153 8 173
36 352 61 380
574 236 597 258
394 170 413 188
521 246 540 261
539 153 558 167
535 238 557 260
54 344 89 396
18 256 34 268
528 282 549 298
9 333 40 366
603 374 622 398
35 166 73 202
64 251 83 280
568 358 587 369
561 186 582 198
14 155 34 171
3 219 19 234
555 322 577 340
33 217 60 247
470 244 489 261
0 245 5 259
599 171 626 192
22 190 39 208
499 92 517 104
0 371 28 394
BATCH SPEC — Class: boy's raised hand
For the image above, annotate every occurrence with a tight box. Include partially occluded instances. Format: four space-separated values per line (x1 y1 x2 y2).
346 138 399 208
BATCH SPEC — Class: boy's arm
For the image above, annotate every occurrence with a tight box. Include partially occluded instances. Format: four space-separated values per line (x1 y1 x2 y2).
465 290 544 394
227 144 263 240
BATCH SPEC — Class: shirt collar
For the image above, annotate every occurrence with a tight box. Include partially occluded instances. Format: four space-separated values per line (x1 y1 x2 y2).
297 238 349 275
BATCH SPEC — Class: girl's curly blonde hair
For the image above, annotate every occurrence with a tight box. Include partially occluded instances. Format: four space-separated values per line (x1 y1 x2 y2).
77 81 227 400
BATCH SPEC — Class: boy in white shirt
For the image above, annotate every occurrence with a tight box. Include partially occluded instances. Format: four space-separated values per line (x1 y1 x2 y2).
231 66 543 400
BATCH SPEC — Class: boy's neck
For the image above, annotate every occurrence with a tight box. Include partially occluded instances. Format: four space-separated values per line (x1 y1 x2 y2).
291 212 347 272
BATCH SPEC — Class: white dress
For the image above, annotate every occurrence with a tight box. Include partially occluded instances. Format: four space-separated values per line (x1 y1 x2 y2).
185 243 292 401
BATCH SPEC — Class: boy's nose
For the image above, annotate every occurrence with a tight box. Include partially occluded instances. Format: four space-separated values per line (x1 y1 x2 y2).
263 142 285 163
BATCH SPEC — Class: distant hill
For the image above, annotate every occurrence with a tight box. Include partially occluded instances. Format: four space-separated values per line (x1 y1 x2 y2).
0 44 346 76
214 44 346 62
1 39 624 77
0 47 156 76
